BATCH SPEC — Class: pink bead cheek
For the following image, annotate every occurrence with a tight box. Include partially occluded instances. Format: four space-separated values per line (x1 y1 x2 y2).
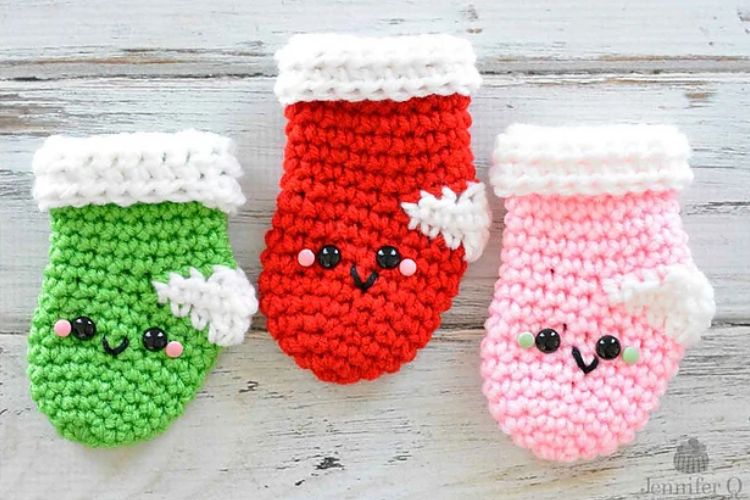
165 341 184 358
399 258 417 277
53 319 71 337
297 248 315 267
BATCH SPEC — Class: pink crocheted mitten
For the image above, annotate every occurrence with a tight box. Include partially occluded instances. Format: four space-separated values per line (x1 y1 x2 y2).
481 125 715 462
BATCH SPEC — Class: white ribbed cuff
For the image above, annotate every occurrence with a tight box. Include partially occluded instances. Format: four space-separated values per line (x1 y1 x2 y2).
274 33 482 105
32 130 245 214
490 124 693 197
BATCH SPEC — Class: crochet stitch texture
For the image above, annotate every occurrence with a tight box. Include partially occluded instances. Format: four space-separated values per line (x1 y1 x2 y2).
260 34 490 384
481 124 714 462
274 34 481 104
33 130 245 213
28 131 257 446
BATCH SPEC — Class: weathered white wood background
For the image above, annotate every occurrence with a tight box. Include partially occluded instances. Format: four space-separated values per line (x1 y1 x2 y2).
1 1 749 499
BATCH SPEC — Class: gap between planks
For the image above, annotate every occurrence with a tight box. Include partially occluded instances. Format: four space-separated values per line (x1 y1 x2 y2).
1 55 750 82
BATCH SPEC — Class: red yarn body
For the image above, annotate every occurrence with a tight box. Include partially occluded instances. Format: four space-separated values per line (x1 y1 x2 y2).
260 95 477 383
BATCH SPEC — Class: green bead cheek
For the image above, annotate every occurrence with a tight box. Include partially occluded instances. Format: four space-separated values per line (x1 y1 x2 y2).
622 346 640 365
517 331 535 349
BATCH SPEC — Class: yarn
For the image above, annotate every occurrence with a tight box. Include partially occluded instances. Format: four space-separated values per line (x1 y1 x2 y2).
401 182 490 262
33 130 245 213
481 124 715 462
153 266 257 346
260 34 490 384
490 124 693 197
28 132 256 447
274 34 482 104
603 263 714 346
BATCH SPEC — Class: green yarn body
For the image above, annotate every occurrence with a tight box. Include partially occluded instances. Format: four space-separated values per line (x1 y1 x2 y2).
28 202 235 447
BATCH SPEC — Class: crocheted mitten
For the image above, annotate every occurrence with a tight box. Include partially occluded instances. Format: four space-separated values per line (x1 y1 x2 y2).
260 34 490 384
28 131 258 446
481 125 715 461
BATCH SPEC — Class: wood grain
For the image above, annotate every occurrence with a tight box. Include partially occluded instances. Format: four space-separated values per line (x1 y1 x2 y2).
1 73 749 334
1 327 749 499
1 1 749 498
2 0 750 79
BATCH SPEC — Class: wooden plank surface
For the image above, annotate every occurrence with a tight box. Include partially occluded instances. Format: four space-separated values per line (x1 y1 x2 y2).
2 327 749 499
1 1 749 498
2 0 750 79
1 73 749 333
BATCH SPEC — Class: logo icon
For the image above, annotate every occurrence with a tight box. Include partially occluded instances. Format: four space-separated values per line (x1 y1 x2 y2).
674 437 709 474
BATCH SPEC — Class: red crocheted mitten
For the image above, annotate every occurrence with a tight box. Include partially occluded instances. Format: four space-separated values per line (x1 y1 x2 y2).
260 34 490 383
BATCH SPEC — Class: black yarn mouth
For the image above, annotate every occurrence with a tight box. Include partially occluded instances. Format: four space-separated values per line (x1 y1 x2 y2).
102 336 129 357
571 346 598 374
350 265 378 292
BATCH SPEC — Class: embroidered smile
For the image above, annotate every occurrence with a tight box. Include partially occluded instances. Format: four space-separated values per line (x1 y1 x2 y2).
102 336 129 357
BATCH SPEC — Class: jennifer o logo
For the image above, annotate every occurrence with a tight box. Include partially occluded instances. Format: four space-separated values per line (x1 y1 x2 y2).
640 476 743 498
639 438 744 498
674 438 709 474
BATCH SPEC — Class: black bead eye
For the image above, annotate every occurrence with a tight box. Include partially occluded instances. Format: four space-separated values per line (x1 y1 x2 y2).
143 327 168 351
317 245 341 269
535 328 560 353
596 335 621 360
376 245 401 269
71 316 96 340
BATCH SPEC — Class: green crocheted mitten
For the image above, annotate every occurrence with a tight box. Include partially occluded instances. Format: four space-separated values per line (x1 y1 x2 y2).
28 131 258 447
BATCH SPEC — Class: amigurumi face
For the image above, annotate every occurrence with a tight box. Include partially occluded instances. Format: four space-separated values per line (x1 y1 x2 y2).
28 203 233 446
481 193 686 461
261 193 467 384
260 96 488 384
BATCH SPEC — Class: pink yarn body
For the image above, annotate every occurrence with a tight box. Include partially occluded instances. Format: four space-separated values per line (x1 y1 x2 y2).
481 190 690 461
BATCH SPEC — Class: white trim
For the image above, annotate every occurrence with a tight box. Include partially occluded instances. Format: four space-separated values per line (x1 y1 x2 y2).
604 263 715 346
153 266 258 347
274 34 481 104
401 182 491 262
33 130 246 213
490 124 693 197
